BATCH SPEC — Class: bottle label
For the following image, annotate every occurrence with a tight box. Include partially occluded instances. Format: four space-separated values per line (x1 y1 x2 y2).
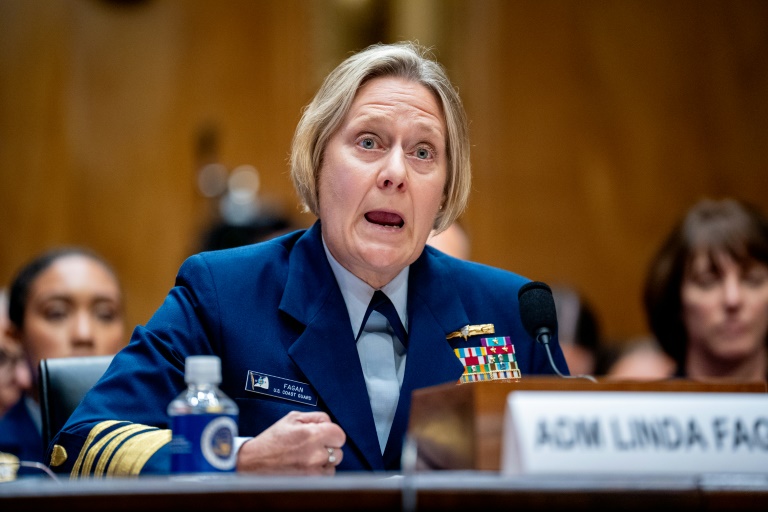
170 413 238 473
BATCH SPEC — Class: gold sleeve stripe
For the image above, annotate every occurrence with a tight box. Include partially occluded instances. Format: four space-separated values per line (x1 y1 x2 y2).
108 429 171 477
76 423 147 478
70 420 123 479
93 424 157 477
70 422 171 479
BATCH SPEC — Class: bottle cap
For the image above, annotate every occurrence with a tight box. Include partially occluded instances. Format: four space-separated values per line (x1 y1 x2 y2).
185 355 222 384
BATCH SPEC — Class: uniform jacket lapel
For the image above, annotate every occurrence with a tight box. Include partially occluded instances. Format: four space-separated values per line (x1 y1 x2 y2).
383 250 467 468
279 223 467 471
279 222 384 470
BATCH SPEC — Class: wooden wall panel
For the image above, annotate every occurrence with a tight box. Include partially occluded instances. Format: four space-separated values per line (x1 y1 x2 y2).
0 0 315 333
1 0 766 347
446 0 768 342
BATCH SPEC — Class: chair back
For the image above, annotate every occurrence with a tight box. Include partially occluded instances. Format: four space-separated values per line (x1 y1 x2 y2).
38 355 114 452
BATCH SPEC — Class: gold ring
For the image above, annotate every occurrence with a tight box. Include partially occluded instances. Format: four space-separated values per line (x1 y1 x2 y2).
327 447 337 465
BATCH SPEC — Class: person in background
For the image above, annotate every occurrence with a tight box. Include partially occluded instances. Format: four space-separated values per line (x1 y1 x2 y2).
550 284 602 378
602 335 676 381
643 197 768 382
0 289 32 417
200 213 295 252
48 41 566 479
427 221 471 260
0 247 126 477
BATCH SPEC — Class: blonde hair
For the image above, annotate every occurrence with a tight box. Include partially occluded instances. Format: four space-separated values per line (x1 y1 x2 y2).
290 41 471 233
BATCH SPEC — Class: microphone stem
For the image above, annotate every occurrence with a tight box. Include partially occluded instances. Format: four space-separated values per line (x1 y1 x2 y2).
540 337 598 383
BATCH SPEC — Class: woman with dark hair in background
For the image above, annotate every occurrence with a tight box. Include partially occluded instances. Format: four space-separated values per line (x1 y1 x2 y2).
643 198 768 382
0 247 126 477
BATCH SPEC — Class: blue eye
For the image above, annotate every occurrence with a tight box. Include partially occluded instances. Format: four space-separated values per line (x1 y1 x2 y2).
416 147 431 159
360 138 375 149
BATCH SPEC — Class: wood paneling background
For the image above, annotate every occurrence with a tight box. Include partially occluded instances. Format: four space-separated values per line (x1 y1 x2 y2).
1 0 766 347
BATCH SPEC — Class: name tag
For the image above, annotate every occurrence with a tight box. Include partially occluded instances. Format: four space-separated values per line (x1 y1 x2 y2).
501 391 768 475
244 371 318 406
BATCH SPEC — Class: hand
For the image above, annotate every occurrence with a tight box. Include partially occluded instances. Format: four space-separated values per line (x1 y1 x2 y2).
236 410 346 475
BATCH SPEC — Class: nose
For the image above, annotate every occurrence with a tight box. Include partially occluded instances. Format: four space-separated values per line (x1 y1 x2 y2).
378 148 407 191
721 273 744 309
71 311 96 349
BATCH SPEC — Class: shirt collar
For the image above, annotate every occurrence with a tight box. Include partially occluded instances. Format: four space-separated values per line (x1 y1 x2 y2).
321 235 409 339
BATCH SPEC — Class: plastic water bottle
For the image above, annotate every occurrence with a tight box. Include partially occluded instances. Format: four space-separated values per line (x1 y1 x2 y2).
168 355 239 473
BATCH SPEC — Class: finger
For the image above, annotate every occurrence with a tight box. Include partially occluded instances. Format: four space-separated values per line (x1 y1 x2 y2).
328 448 344 467
323 423 347 448
321 446 343 468
291 412 347 447
319 424 347 449
289 410 332 424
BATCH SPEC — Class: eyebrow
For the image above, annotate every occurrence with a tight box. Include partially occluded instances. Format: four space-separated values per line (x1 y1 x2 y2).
36 293 121 305
352 111 445 138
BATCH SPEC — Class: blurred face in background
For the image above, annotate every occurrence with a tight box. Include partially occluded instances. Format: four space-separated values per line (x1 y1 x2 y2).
0 290 32 416
7 254 126 394
0 289 32 413
681 251 768 365
0 337 31 414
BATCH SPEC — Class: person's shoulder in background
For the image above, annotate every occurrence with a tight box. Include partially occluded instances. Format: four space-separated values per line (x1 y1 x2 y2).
550 284 603 377
427 222 471 261
599 335 677 380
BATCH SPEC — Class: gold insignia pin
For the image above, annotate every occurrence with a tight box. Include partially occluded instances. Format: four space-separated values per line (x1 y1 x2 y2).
446 323 495 341
49 445 68 467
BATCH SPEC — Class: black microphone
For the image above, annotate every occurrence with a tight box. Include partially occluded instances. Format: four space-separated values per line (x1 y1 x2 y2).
518 281 597 382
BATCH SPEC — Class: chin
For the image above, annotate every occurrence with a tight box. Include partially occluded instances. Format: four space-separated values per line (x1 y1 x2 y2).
362 246 412 268
711 340 761 361
366 251 407 269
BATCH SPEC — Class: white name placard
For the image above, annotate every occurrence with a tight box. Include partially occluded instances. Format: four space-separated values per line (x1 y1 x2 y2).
501 391 768 475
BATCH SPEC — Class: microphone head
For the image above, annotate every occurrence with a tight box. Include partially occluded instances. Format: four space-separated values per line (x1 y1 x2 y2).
518 281 558 342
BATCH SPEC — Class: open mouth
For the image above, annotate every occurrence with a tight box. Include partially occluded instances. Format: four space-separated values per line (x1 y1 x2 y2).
365 211 404 228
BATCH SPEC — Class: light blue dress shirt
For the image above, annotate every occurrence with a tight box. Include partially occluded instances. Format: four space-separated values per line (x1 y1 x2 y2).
234 237 410 456
322 238 409 453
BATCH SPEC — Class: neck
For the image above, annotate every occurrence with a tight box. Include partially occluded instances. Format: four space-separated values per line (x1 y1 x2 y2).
685 345 768 382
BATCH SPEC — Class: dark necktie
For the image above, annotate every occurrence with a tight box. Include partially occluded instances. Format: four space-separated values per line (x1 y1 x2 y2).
356 290 407 453
357 290 408 347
